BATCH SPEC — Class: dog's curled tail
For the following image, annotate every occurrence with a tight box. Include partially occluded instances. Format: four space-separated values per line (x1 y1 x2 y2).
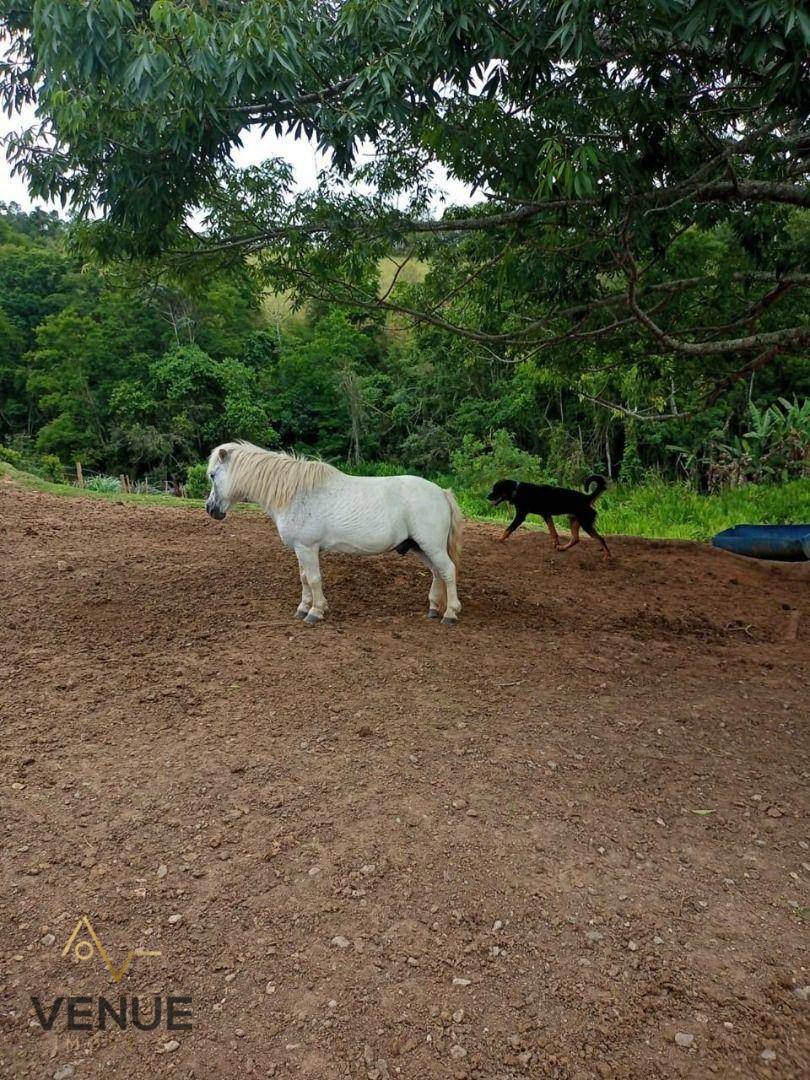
444 488 464 569
585 474 608 502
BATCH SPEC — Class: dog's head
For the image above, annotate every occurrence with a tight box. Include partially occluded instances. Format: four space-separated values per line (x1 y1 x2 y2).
486 479 519 506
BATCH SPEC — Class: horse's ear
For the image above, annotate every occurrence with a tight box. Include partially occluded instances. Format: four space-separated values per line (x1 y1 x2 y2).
218 446 229 462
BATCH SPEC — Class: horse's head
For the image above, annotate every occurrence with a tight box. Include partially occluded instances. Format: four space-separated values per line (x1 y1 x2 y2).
205 444 238 520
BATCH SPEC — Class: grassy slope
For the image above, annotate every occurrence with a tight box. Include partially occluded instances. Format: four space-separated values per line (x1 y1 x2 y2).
261 255 428 329
3 461 808 543
0 462 207 510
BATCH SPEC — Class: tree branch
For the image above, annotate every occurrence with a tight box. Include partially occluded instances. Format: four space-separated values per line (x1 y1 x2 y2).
581 346 782 421
625 259 809 356
226 75 358 115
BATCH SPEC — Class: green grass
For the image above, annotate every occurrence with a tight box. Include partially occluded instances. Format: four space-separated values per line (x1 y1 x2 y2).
3 460 807 543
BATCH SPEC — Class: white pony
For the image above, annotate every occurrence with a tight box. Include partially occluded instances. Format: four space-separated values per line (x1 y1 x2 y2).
205 442 463 625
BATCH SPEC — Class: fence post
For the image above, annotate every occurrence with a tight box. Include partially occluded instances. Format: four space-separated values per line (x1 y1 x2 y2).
75 461 84 488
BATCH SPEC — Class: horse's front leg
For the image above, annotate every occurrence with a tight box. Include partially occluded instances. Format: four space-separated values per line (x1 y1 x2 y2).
294 544 327 626
295 565 313 620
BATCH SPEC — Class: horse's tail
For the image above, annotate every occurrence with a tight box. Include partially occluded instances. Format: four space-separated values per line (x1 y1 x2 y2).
444 488 463 570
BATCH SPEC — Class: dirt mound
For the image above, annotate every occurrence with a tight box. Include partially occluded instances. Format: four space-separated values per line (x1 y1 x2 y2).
1 482 808 1079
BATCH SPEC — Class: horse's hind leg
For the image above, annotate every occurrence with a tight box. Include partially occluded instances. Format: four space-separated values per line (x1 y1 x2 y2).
415 552 444 619
294 544 327 625
421 547 461 625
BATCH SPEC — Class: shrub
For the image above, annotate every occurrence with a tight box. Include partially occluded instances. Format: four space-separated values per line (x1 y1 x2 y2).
342 459 405 477
450 430 547 493
0 446 24 467
84 474 122 493
39 454 66 482
185 462 210 499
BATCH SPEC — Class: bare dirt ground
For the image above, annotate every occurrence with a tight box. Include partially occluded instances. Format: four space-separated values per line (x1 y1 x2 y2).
1 478 808 1080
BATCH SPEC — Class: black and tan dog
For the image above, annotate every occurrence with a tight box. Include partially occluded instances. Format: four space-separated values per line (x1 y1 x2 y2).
486 475 611 558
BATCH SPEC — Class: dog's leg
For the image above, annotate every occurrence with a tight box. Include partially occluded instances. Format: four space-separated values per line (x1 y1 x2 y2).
498 510 526 542
543 515 561 549
557 517 581 551
583 523 611 559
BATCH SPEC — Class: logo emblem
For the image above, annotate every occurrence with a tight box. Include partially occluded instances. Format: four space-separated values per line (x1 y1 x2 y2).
62 917 161 983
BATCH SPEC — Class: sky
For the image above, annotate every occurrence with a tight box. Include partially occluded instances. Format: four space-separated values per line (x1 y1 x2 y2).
0 103 477 215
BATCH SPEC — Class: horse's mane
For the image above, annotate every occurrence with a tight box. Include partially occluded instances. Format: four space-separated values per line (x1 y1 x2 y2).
217 442 340 509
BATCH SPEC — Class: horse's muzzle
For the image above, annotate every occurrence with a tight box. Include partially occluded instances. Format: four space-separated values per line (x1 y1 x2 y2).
206 500 226 520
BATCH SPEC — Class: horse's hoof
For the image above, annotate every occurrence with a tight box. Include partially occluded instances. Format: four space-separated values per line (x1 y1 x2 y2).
303 612 323 626
295 608 308 620
427 609 441 619
441 616 458 626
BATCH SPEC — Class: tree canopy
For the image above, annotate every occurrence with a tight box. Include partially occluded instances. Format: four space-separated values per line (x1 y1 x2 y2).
1 1 808 415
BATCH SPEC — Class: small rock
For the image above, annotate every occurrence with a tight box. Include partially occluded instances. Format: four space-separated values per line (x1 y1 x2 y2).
760 1049 777 1062
586 930 604 944
265 983 276 994
466 809 478 818
56 560 71 573
156 864 168 878
492 920 503 931
792 985 810 1001
653 936 665 944
308 866 322 876
167 913 182 925
41 933 55 946
674 1032 694 1048
224 972 237 983
331 935 351 949
53 1067 74 1080
627 940 638 951
449 1044 467 1060
163 1039 180 1052
452 977 471 987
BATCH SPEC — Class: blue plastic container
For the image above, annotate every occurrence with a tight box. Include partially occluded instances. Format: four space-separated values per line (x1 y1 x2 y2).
711 524 810 561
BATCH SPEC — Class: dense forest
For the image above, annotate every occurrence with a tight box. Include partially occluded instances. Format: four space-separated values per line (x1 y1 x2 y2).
1 201 807 497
